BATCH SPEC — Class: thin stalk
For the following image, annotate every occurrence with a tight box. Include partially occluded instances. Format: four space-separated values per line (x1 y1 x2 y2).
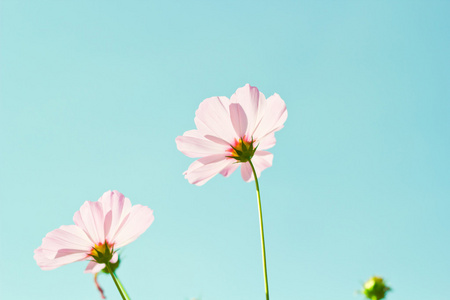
248 159 269 300
117 274 131 299
105 262 130 300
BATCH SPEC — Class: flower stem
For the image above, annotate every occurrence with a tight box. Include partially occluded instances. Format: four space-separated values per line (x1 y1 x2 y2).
248 160 270 300
105 262 130 300
117 275 131 299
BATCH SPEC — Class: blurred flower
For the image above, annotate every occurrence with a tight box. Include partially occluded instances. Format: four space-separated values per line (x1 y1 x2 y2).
34 190 154 272
361 276 391 300
176 84 287 185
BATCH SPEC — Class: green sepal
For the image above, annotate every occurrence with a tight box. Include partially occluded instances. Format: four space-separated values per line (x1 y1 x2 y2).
101 257 121 274
90 245 115 264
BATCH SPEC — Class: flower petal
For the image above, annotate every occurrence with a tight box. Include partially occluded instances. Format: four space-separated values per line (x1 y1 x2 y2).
229 103 247 138
230 84 267 137
112 205 154 248
219 162 239 177
97 190 132 243
176 130 228 158
252 151 273 177
73 201 105 245
34 247 89 270
84 261 105 274
253 93 287 140
241 151 274 182
257 132 276 150
40 225 93 253
110 252 119 263
34 225 92 270
194 96 236 144
240 162 253 182
184 154 233 186
34 247 57 270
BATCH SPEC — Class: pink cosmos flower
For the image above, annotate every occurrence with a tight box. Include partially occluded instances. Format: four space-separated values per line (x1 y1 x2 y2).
34 190 154 273
176 84 287 186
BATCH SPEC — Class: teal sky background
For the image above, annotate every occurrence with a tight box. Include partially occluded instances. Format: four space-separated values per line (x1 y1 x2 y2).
1 1 449 299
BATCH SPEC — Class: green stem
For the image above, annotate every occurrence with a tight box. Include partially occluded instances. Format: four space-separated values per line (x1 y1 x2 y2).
106 262 130 300
248 159 270 300
117 275 131 299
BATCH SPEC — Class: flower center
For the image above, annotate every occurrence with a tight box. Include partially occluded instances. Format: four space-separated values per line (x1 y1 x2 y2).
90 242 114 264
227 136 257 163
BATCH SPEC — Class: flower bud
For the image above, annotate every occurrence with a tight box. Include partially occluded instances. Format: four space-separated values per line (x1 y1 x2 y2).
362 276 391 300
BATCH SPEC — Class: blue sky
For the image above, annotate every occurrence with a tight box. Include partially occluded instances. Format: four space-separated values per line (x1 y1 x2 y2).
1 1 449 299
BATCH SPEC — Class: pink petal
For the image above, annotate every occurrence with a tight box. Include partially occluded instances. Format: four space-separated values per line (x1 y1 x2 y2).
97 191 132 243
84 261 105 274
110 252 119 263
240 162 253 182
34 247 55 270
176 131 228 158
184 154 233 186
253 93 287 140
204 134 231 146
194 96 236 144
112 205 154 248
257 132 276 150
219 162 239 177
73 201 105 245
230 84 267 137
229 103 247 138
182 130 230 146
34 247 89 270
241 151 274 182
252 151 274 179
34 225 92 270
40 225 92 254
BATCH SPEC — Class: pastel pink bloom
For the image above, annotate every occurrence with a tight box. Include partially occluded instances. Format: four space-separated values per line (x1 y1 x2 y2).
176 84 287 186
34 190 154 272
